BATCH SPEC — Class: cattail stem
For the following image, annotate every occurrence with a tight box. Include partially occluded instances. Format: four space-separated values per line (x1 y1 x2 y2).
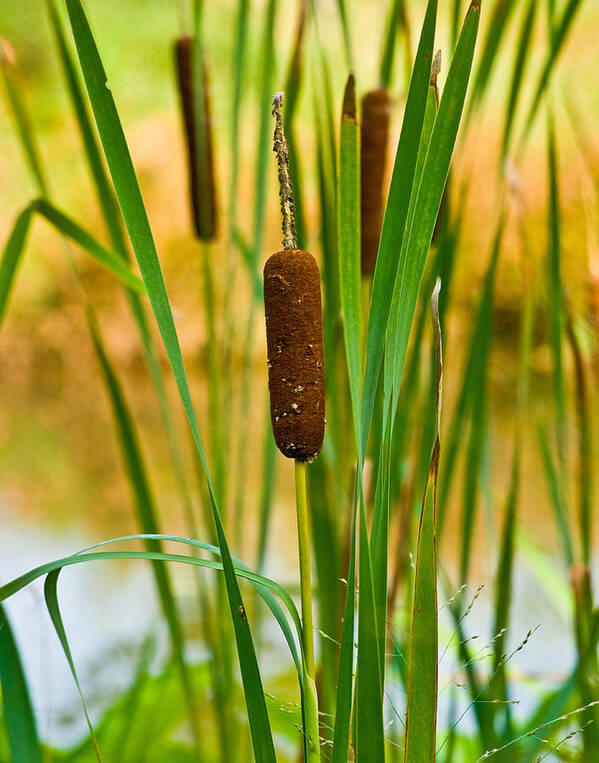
295 460 320 760
295 460 316 676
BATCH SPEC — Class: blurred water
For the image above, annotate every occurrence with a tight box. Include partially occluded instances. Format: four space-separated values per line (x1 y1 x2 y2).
1 501 594 756
0 504 160 748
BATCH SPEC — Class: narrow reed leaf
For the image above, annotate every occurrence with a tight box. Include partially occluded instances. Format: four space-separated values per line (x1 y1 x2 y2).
63 2 275 756
0 199 144 332
537 421 574 565
46 0 126 254
33 199 145 291
0 45 48 195
44 571 101 761
379 0 404 90
335 0 353 69
356 494 385 761
467 0 516 118
331 501 357 763
0 204 34 326
361 0 438 455
520 0 584 145
500 0 537 160
382 0 481 435
0 604 43 763
491 278 535 723
547 117 567 469
404 278 443 763
437 209 502 538
385 64 439 408
88 315 201 749
337 72 362 443
566 318 592 565
229 0 250 223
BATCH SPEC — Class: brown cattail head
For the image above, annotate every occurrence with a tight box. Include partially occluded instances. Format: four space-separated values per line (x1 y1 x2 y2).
174 36 217 241
264 250 325 461
360 88 391 275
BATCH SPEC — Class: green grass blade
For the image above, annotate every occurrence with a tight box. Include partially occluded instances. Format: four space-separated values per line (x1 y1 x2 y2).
331 499 356 763
0 604 43 763
381 0 482 433
379 0 404 90
87 313 201 750
335 0 353 69
356 493 385 761
520 0 584 146
44 571 101 761
490 277 534 729
437 210 503 537
404 279 442 763
537 421 574 565
547 117 567 469
466 0 516 119
567 317 592 565
0 51 48 195
337 73 362 444
385 71 439 410
63 2 275 755
0 204 35 326
46 0 125 253
500 0 537 160
228 0 249 226
360 0 438 456
33 199 144 291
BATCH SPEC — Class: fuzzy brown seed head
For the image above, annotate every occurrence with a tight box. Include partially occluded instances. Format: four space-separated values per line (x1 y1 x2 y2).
360 88 391 275
174 36 217 241
264 250 325 461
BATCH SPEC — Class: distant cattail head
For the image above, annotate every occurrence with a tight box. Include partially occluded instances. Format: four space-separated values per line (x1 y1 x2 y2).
360 88 391 275
174 36 217 241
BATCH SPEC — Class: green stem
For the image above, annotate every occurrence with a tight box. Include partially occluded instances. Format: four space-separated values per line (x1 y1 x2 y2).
295 460 320 761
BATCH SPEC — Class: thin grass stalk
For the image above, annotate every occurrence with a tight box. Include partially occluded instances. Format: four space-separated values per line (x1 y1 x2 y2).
404 277 443 762
566 316 592 565
500 0 537 161
490 198 535 743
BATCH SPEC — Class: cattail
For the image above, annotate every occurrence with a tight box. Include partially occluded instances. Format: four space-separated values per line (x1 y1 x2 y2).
174 36 217 240
264 94 325 462
360 88 391 275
